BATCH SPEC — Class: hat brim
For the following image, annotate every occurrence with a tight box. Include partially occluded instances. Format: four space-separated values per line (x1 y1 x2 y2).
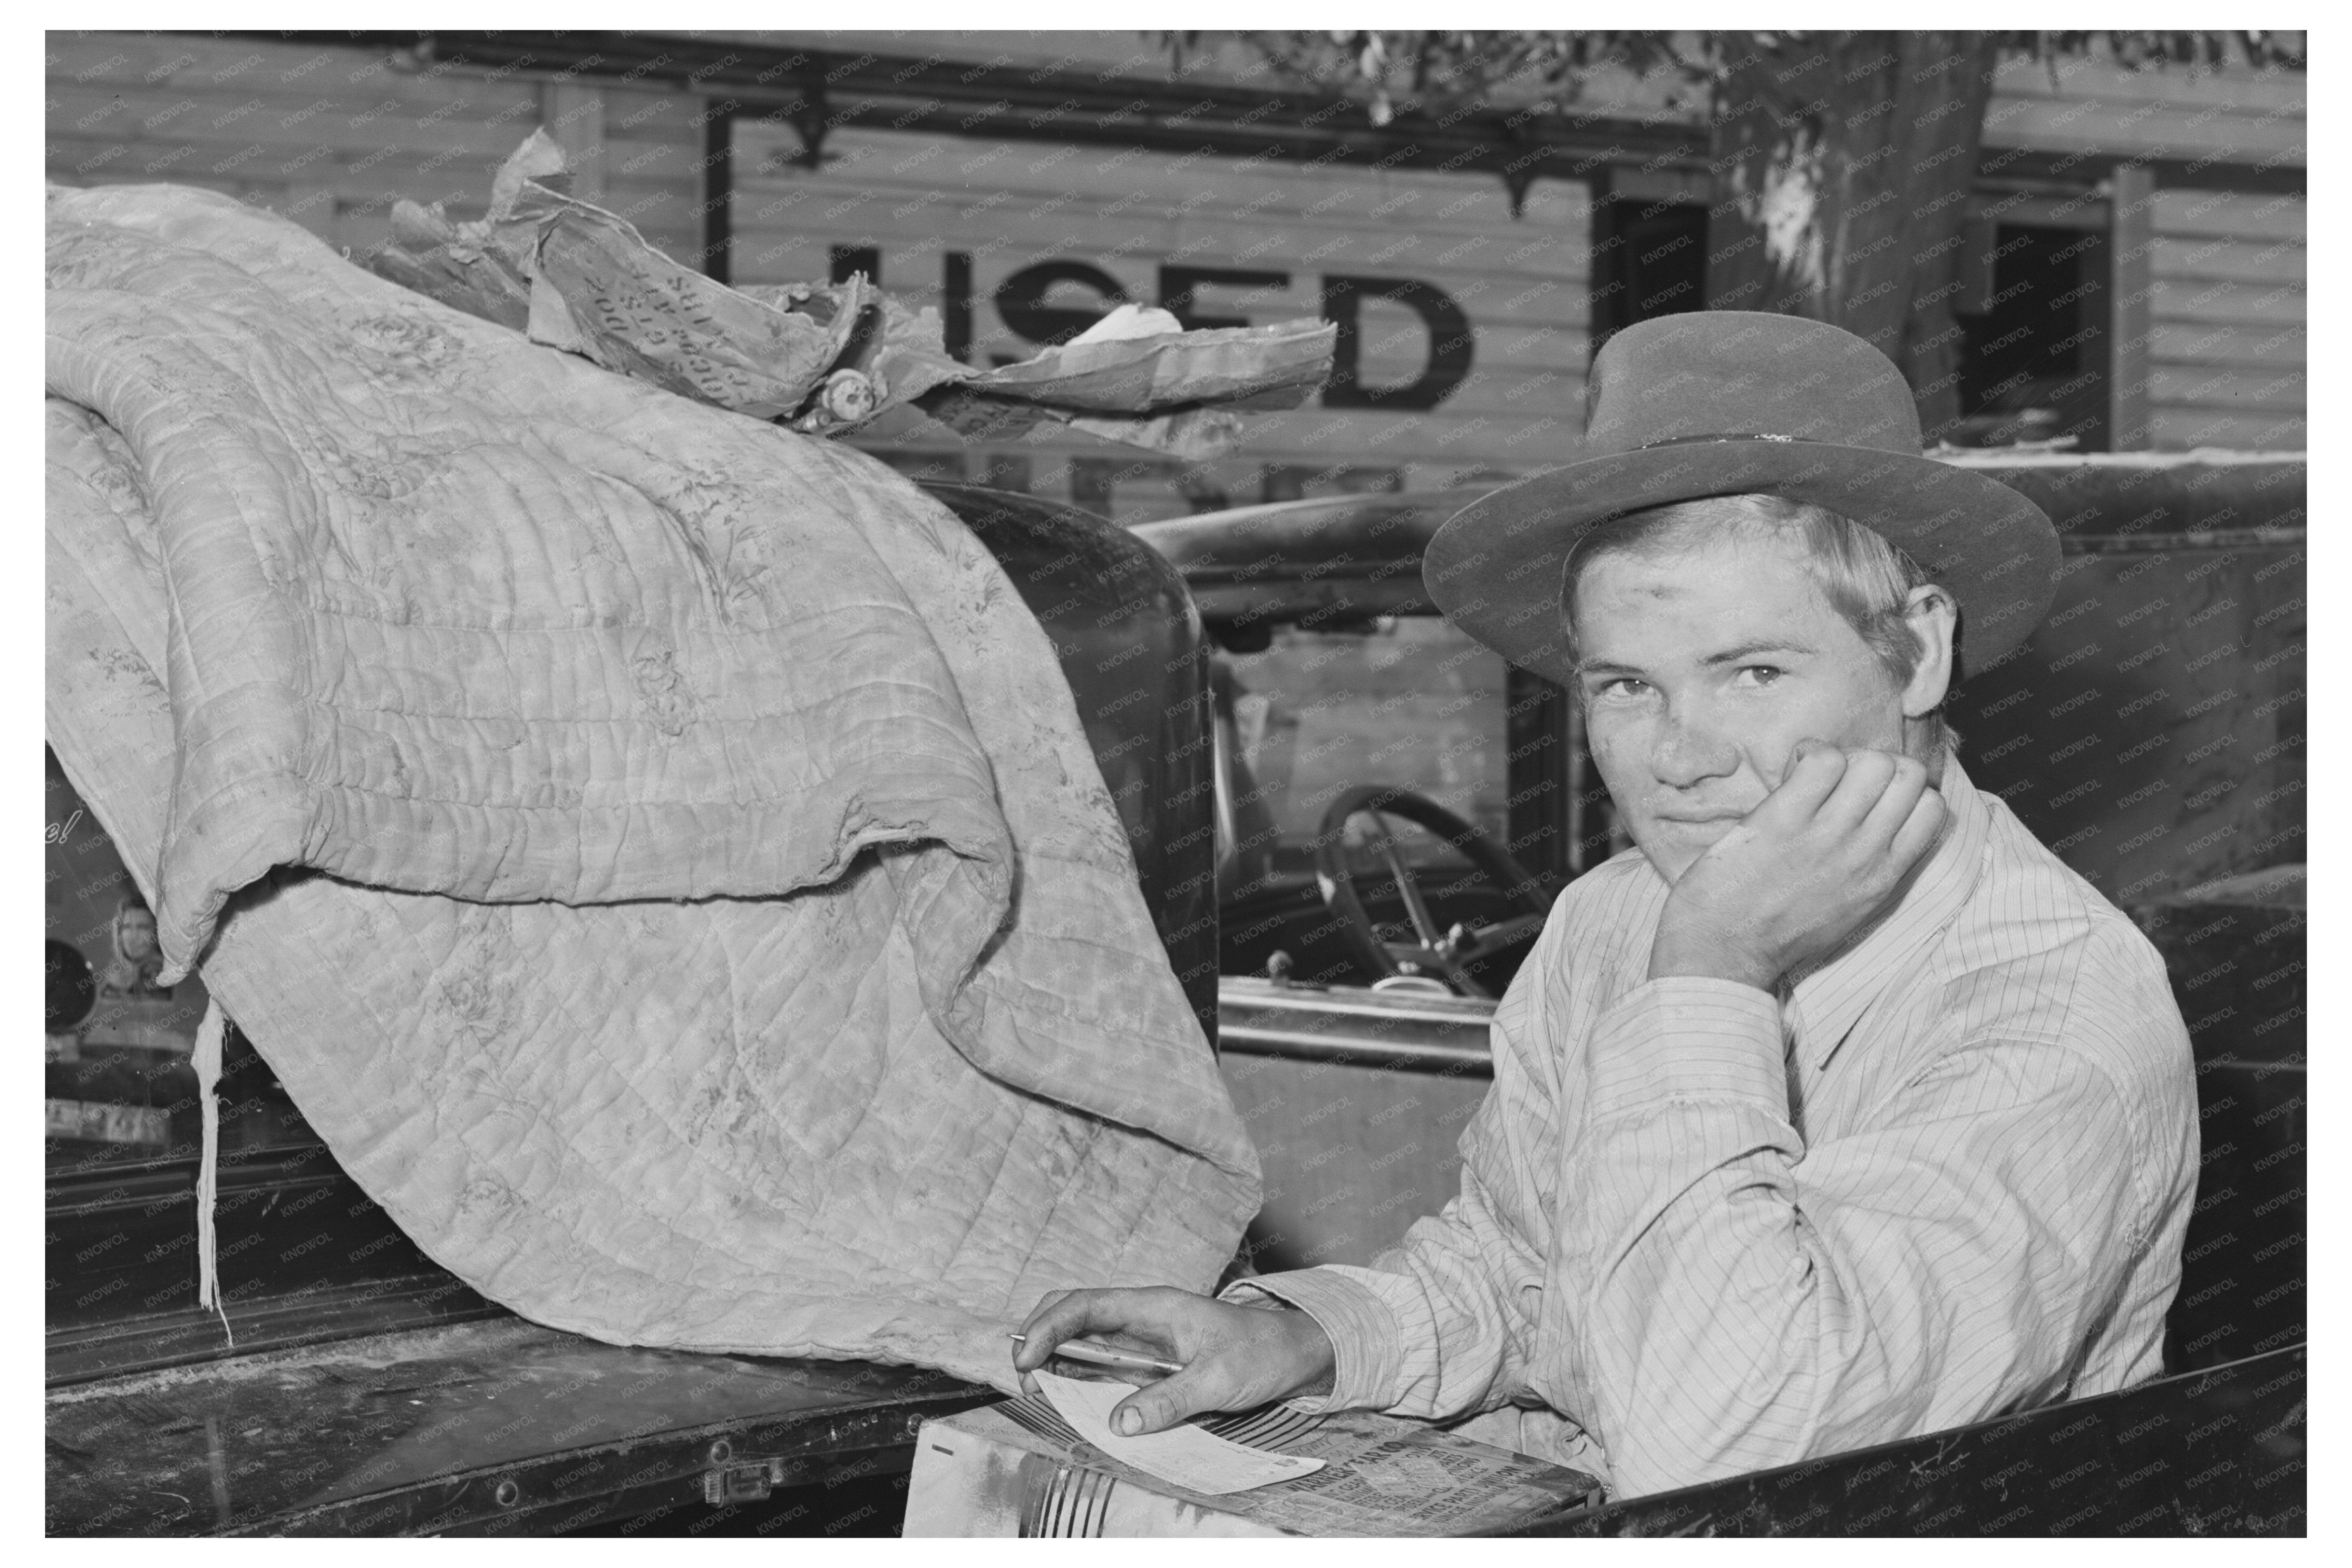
1424 441 2060 686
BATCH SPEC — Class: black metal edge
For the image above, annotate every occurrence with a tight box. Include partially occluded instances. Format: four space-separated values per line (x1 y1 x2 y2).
231 1384 998 1537
1493 1344 2307 1538
444 1443 920 1538
46 1274 503 1388
47 1138 335 1216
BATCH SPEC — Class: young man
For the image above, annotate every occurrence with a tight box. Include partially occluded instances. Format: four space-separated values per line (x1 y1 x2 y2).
1015 312 2198 1499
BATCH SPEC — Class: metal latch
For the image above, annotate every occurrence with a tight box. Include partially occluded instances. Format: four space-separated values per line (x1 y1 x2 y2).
704 1457 788 1505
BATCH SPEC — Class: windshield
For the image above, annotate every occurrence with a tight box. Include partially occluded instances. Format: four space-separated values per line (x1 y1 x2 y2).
1218 617 1511 882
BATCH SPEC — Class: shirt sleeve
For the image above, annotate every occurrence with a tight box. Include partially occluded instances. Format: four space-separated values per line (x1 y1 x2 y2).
1562 973 2156 1499
1220 905 1572 1420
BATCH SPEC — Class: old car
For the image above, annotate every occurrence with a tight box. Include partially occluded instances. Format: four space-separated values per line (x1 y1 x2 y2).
49 453 2303 1536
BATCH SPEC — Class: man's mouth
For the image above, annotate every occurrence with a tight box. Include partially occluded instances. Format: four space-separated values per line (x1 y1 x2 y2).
1653 808 1747 825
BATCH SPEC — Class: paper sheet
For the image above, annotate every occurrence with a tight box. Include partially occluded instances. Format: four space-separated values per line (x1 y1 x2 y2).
1032 1370 1326 1496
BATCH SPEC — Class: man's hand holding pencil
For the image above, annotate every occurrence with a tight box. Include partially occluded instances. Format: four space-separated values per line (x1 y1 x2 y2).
1011 1286 1339 1436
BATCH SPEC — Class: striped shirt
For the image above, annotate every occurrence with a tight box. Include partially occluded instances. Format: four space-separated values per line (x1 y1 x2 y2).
1229 760 2198 1499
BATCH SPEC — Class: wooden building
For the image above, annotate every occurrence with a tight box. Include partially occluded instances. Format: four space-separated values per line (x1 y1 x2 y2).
45 30 2304 521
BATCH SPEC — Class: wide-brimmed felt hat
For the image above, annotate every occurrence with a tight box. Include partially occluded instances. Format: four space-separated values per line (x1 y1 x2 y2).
1424 311 2060 685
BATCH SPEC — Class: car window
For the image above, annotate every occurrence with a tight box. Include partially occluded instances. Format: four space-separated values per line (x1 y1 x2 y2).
47 750 319 1174
1220 617 1510 877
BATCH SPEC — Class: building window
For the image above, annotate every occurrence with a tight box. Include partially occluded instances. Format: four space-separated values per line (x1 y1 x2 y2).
1591 198 1711 346
1951 223 2111 451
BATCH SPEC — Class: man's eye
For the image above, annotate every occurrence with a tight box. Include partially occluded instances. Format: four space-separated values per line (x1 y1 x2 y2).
1735 665 1784 687
1597 677 1649 700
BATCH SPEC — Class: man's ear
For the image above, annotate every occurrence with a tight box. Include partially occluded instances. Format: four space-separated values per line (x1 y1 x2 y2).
1899 584 1957 718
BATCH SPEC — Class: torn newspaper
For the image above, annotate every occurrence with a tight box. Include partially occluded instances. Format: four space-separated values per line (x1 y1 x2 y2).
906 1389 1603 1537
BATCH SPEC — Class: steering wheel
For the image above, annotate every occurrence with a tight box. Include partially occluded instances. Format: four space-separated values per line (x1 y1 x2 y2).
1312 786 1552 999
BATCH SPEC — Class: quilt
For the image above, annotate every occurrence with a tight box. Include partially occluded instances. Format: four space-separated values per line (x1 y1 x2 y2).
45 183 1256 1387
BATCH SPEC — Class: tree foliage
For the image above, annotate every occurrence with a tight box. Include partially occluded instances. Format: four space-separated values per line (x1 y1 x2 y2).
1181 30 2305 126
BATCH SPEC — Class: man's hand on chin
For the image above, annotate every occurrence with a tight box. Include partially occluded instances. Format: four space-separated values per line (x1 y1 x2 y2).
1647 739 1947 993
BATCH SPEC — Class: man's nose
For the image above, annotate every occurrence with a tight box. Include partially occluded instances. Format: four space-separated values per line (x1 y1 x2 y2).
1650 710 1741 788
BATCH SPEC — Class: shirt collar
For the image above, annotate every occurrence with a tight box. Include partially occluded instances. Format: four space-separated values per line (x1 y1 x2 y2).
1782 757 1993 1071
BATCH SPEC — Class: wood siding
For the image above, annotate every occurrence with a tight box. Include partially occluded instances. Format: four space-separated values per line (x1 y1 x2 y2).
2144 190 2307 450
1979 51 2305 168
44 35 704 272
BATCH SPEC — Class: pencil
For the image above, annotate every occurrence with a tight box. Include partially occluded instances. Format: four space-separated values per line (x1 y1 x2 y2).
1007 1331 1185 1376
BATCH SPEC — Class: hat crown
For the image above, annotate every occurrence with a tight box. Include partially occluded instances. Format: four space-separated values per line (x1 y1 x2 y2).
1586 312 1922 457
